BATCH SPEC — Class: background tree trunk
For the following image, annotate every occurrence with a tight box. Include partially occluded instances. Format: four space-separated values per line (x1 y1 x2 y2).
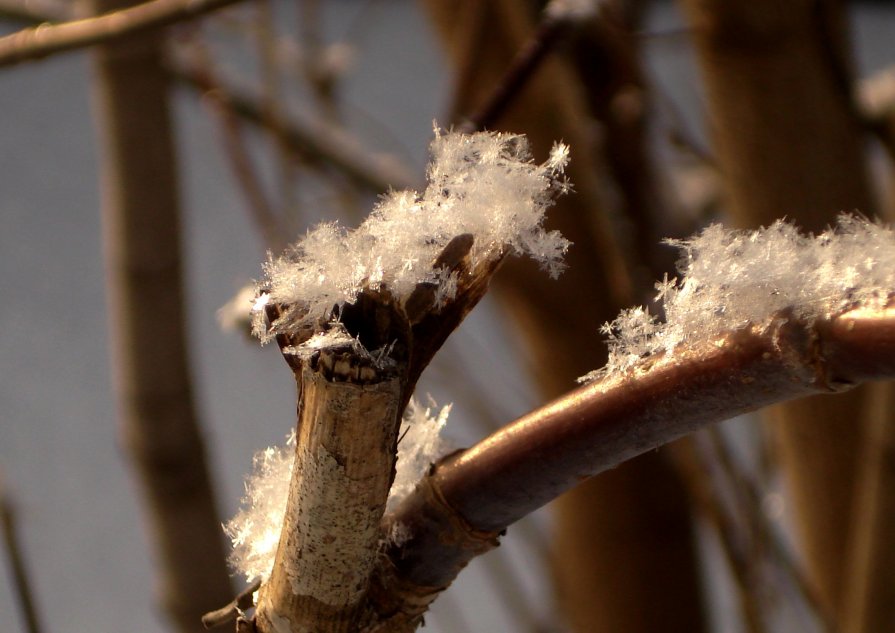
87 0 234 629
420 2 707 632
679 0 894 624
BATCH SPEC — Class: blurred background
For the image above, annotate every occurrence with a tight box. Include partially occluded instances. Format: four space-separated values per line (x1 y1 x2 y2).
1 1 894 632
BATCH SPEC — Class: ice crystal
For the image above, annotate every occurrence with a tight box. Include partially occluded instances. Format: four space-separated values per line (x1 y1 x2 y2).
386 397 452 513
224 430 296 584
253 128 570 343
580 215 895 382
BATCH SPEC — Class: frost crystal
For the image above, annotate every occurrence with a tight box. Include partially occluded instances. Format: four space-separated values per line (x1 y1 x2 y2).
224 430 296 584
225 399 451 583
386 398 452 513
580 215 895 382
253 128 570 343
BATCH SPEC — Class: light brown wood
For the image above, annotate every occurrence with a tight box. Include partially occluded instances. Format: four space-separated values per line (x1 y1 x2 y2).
255 342 403 633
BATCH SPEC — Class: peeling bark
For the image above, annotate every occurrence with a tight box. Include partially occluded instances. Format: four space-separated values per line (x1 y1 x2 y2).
255 348 403 633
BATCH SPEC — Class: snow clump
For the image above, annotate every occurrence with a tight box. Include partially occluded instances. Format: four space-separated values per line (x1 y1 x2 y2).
253 127 571 343
581 215 895 382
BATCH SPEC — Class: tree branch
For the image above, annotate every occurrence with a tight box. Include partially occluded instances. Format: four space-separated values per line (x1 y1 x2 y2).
170 48 418 193
369 305 895 628
0 476 45 633
87 0 234 627
0 0 244 68
255 349 404 633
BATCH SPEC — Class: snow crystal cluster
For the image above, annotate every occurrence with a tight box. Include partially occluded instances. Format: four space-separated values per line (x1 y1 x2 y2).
581 215 895 382
386 398 452 513
225 430 296 584
225 399 451 583
253 128 570 343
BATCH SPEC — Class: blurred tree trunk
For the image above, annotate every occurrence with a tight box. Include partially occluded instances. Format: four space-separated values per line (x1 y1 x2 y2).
420 2 707 632
679 0 894 624
86 0 234 630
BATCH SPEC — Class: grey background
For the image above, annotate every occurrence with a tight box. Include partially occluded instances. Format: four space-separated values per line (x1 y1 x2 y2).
1 2 892 631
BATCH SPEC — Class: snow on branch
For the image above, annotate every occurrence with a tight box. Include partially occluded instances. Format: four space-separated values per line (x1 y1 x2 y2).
252 127 570 345
227 127 570 597
582 215 895 382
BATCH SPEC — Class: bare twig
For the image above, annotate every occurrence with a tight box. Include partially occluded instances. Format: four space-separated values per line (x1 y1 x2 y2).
702 430 838 633
171 49 417 193
0 0 417 194
673 437 768 633
0 0 65 23
0 0 245 68
0 475 45 633
254 0 298 219
458 7 592 133
369 305 895 627
181 32 286 251
201 579 262 629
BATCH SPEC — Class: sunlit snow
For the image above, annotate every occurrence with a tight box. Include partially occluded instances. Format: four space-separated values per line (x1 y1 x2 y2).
580 215 895 382
252 127 570 343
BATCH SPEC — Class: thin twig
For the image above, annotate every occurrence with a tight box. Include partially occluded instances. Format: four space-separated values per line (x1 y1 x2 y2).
181 32 286 251
458 10 580 133
171 48 417 193
0 475 45 633
673 437 769 633
0 0 245 68
201 578 262 629
704 429 838 633
254 0 298 219
0 0 65 23
0 0 417 193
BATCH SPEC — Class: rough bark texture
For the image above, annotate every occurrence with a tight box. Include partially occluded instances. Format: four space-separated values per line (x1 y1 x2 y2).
255 352 403 633
678 0 891 622
88 2 233 629
420 2 707 632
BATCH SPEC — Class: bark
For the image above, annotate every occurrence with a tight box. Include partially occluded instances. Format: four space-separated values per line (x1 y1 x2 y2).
87 2 233 629
255 351 403 633
420 2 706 632
678 0 891 621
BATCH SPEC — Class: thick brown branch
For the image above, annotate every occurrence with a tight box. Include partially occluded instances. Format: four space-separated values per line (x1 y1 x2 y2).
0 0 244 68
369 306 895 625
